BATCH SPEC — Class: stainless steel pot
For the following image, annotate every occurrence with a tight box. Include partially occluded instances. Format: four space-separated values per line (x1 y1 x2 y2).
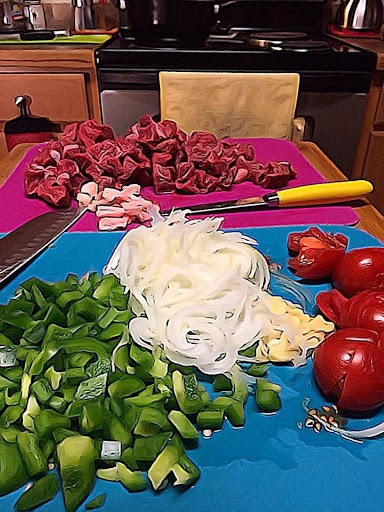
118 0 238 46
334 0 383 31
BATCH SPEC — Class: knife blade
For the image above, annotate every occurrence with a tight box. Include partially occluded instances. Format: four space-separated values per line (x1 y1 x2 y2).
162 180 374 215
0 207 86 286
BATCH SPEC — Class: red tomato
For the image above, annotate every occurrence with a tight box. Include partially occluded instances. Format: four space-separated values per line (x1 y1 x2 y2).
340 291 384 334
316 289 384 335
332 247 384 297
316 289 347 324
288 227 348 280
313 328 384 413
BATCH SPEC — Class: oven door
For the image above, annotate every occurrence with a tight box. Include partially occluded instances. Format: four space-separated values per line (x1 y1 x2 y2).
99 70 160 136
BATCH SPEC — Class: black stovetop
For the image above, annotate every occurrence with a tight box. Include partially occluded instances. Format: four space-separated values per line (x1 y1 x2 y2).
97 29 376 73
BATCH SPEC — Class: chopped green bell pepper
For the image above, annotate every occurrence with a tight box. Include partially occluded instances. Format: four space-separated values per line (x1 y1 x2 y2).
256 379 282 413
172 454 200 487
168 410 199 441
17 432 47 477
57 435 97 512
35 409 71 438
15 473 59 511
0 437 28 495
85 493 106 510
116 462 147 492
108 376 145 398
197 410 224 431
173 371 204 415
133 432 172 462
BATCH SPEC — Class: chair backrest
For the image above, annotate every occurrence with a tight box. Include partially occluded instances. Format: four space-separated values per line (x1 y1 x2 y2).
159 71 300 140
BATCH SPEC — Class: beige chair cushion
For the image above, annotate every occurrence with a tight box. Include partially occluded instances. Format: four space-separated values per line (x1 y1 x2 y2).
160 71 300 140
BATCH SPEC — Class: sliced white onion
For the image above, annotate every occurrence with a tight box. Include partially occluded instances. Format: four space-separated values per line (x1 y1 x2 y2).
105 210 332 374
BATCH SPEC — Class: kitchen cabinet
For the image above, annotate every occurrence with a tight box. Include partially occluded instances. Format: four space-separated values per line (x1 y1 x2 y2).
0 44 102 158
340 37 384 214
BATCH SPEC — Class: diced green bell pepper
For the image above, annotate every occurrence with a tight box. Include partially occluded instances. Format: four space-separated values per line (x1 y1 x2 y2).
147 440 183 491
98 323 126 341
85 493 106 510
35 409 71 438
81 402 104 434
15 473 59 511
44 366 62 390
56 290 83 309
75 373 107 401
116 462 147 492
65 367 86 386
0 437 28 495
197 410 224 431
67 352 93 368
172 454 200 487
120 447 140 471
57 435 97 512
42 439 55 460
130 343 154 370
4 389 21 406
103 413 132 448
256 379 282 413
226 400 245 427
0 405 23 428
53 428 79 444
247 363 269 377
31 378 53 404
108 376 145 398
173 371 204 415
0 426 20 443
96 466 119 482
3 366 23 382
49 395 67 413
17 432 47 477
168 410 199 440
134 407 172 437
133 432 172 462
213 375 232 392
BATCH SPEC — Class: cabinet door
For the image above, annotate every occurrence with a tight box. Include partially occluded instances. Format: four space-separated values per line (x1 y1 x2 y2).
363 131 384 213
0 73 89 123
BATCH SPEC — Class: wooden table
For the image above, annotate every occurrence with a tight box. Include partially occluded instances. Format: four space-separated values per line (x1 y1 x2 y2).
1 141 384 242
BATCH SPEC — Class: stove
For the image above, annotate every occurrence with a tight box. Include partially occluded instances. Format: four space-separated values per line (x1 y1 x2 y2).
96 8 377 176
97 30 375 74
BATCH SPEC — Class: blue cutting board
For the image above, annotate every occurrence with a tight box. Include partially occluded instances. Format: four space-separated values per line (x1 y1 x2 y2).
0 225 383 512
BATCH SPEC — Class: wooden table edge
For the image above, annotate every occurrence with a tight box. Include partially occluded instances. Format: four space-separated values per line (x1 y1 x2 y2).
1 140 383 242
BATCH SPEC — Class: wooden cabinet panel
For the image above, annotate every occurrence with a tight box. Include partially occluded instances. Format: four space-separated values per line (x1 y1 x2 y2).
0 73 89 123
374 83 384 127
363 131 384 213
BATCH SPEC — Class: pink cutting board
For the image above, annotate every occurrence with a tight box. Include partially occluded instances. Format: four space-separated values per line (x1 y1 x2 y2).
0 138 358 232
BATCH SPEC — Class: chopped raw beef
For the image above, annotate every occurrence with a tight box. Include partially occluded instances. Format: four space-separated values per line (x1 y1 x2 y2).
25 116 297 207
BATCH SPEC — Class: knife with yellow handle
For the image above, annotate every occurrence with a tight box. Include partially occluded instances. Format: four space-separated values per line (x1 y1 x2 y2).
163 180 374 215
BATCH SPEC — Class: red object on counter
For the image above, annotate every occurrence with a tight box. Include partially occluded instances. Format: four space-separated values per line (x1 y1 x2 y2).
6 132 52 152
327 24 381 38
332 247 384 297
313 328 384 413
316 289 384 334
287 227 348 280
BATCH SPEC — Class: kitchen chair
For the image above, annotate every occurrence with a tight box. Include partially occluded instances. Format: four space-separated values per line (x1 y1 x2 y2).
159 71 305 141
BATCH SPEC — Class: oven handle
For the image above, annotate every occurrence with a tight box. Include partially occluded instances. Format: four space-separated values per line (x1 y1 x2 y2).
99 70 159 87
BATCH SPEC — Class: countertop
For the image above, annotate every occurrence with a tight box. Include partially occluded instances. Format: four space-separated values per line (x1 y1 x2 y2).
333 36 384 70
1 141 383 242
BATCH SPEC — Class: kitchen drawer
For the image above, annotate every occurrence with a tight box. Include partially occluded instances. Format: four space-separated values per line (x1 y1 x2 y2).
0 73 89 123
363 131 384 213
